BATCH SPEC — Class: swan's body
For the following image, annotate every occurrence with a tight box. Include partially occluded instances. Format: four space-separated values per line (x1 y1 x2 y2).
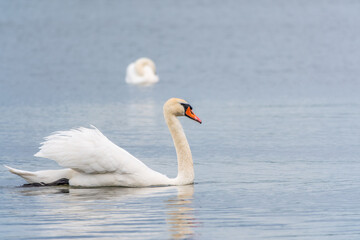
5 98 201 187
125 58 159 85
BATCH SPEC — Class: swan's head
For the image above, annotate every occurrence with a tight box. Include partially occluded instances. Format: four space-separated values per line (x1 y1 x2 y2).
135 58 156 76
164 98 202 124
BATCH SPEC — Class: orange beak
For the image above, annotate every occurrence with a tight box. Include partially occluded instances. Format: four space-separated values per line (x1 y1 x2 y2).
185 107 202 124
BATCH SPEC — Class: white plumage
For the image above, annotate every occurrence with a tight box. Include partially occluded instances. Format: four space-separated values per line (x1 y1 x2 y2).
5 98 202 187
35 126 144 174
125 58 159 85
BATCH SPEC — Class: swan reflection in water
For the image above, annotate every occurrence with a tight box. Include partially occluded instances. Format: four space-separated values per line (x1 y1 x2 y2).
16 185 196 239
166 185 196 239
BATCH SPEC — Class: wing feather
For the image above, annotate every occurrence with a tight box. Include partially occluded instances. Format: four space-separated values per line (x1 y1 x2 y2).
34 126 148 174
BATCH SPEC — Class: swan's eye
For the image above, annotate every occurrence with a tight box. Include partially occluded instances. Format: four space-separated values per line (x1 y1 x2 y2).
180 103 190 112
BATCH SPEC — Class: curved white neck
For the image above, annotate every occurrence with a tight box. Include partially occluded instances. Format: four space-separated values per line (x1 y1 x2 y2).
164 113 194 185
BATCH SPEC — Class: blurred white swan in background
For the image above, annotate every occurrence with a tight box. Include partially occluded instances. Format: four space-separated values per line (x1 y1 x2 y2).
125 57 159 85
5 98 201 187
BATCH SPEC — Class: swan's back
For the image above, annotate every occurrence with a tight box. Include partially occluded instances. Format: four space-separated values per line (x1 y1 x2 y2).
35 127 149 174
125 58 159 85
34 126 172 186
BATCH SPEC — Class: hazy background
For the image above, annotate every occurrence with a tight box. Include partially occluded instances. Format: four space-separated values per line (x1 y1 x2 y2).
1 1 360 239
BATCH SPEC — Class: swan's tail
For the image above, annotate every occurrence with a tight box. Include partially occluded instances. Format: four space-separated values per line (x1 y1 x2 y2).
4 165 73 185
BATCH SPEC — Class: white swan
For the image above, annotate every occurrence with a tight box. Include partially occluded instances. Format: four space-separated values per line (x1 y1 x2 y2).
5 98 201 187
125 58 159 85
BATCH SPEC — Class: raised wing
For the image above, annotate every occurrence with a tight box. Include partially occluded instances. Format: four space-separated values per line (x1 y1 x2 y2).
34 126 149 174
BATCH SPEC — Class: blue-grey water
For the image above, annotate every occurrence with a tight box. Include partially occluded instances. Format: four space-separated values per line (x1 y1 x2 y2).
1 0 360 239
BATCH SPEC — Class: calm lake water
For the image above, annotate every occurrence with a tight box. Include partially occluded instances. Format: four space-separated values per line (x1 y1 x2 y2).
1 0 360 239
